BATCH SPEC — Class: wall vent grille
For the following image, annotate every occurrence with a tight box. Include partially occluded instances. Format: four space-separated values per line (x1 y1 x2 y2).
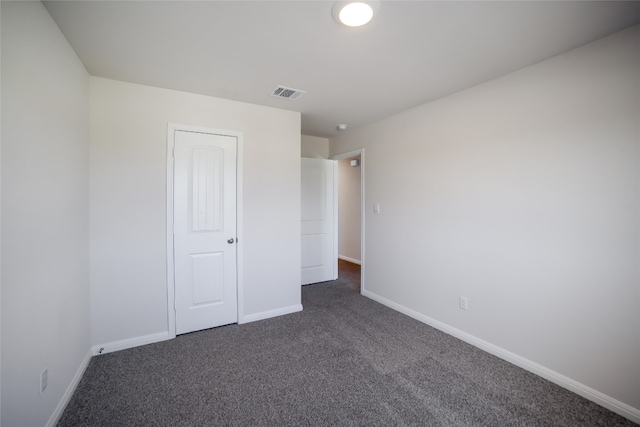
270 86 305 100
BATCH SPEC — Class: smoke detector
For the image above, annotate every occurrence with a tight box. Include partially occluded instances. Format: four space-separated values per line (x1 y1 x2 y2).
270 86 305 100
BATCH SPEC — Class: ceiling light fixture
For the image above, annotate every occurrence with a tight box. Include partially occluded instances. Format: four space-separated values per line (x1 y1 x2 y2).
332 1 380 27
337 124 348 131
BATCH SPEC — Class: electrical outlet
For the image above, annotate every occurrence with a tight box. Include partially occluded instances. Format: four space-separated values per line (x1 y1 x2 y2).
459 296 468 310
40 368 48 394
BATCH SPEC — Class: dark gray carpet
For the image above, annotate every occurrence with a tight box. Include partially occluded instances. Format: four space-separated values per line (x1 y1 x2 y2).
58 280 636 426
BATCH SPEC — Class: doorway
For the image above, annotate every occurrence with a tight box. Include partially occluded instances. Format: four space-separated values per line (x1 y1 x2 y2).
166 124 243 337
333 149 364 293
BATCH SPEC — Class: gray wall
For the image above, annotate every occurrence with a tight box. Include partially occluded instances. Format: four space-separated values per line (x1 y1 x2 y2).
301 134 329 159
90 77 302 347
1 2 91 425
331 25 640 415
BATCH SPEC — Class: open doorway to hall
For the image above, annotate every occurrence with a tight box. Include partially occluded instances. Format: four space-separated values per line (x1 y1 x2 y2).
337 153 362 293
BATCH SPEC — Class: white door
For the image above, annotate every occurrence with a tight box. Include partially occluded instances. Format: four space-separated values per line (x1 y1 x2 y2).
174 130 237 334
301 158 337 285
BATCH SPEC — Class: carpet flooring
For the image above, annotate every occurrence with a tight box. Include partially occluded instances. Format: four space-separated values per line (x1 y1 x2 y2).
58 278 635 426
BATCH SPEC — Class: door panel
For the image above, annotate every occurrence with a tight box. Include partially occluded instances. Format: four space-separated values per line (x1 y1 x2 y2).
190 252 224 304
191 147 224 232
174 130 237 334
301 158 337 285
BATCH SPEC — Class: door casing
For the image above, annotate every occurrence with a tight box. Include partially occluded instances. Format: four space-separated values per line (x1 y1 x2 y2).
166 123 244 338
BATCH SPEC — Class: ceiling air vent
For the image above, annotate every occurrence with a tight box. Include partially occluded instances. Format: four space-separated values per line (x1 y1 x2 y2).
270 86 305 101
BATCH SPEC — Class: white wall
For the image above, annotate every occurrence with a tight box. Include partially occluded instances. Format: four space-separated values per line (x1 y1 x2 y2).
338 157 361 262
1 2 91 426
90 77 301 347
301 134 329 159
330 25 640 418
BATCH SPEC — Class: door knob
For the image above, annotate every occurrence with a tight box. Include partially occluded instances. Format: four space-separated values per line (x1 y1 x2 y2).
227 238 235 244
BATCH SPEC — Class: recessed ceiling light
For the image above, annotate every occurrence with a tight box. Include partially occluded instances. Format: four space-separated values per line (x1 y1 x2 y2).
332 1 380 27
339 3 372 26
337 124 348 131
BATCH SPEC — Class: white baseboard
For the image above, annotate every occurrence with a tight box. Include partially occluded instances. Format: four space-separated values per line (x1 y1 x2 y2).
91 331 172 356
338 255 361 265
240 304 303 324
361 289 640 425
46 348 92 427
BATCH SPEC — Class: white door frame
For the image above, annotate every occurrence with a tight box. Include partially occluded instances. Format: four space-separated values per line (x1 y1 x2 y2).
166 123 244 338
332 148 365 294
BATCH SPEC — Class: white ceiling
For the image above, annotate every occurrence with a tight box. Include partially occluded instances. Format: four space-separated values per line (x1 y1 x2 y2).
44 1 640 138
